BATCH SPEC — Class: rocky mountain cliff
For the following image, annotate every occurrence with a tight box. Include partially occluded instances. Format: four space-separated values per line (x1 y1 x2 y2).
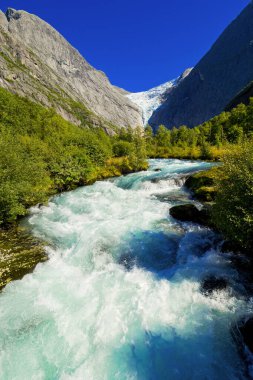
126 69 192 126
0 8 143 129
150 2 253 129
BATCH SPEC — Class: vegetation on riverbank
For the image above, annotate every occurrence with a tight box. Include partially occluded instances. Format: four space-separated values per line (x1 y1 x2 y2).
185 167 221 202
149 98 253 253
212 144 253 252
0 87 147 226
145 99 253 161
184 144 253 253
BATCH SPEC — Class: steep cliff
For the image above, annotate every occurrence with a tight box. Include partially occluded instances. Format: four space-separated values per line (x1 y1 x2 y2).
150 2 253 129
0 8 143 129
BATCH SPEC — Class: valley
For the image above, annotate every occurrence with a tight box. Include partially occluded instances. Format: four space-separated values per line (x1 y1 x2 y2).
0 2 253 379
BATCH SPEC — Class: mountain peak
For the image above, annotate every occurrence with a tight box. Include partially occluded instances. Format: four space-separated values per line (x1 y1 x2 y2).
6 8 20 21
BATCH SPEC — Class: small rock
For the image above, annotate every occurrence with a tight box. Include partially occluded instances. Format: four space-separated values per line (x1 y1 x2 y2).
154 168 162 172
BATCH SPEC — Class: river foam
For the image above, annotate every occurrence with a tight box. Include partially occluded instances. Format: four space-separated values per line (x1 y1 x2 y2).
0 159 250 379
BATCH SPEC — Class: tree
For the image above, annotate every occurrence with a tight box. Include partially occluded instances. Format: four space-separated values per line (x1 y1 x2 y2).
156 125 171 147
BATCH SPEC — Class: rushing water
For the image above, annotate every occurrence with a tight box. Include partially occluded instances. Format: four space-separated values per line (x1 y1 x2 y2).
0 159 251 380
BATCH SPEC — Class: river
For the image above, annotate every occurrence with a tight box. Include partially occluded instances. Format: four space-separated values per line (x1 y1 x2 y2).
0 159 251 379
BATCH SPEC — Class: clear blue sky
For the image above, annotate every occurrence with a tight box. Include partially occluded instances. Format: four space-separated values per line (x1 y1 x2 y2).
0 0 250 92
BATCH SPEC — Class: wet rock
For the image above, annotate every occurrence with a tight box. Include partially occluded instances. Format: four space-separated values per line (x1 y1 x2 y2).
0 228 48 291
155 191 189 204
239 318 253 353
154 168 162 172
185 172 214 191
169 204 211 226
151 177 160 183
201 276 228 295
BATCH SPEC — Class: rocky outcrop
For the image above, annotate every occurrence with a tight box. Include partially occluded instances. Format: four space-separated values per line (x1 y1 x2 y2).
0 9 143 130
150 3 253 129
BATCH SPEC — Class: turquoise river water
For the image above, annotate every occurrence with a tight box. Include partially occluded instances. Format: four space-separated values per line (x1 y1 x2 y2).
0 159 252 379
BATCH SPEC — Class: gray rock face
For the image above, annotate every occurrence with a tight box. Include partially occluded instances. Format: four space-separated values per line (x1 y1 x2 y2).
150 3 253 129
0 9 143 129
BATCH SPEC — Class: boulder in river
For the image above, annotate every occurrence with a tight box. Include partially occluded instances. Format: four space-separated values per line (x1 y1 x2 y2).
169 204 211 226
201 276 228 296
238 318 253 353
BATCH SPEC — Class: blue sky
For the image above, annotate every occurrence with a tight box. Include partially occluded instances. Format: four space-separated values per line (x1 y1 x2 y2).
1 0 249 92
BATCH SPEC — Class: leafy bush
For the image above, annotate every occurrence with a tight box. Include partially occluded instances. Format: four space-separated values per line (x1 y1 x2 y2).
113 141 133 157
0 130 51 223
212 143 253 251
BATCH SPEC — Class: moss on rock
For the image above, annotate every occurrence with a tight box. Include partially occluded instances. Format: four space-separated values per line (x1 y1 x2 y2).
0 227 47 290
185 167 222 202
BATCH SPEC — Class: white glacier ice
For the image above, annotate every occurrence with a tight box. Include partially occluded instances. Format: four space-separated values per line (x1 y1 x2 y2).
126 68 192 126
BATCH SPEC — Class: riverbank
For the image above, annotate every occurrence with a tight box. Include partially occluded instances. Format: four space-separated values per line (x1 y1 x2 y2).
0 158 149 291
0 227 47 290
169 164 253 371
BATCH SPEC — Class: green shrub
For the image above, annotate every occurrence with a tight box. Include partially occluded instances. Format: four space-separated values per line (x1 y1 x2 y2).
113 141 133 157
212 143 253 251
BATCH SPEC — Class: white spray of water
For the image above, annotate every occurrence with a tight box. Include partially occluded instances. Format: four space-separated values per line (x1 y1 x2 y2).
0 159 250 380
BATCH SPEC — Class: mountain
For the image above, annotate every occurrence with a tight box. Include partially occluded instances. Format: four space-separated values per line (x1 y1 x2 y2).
0 8 143 130
150 2 253 129
225 80 253 111
126 69 192 126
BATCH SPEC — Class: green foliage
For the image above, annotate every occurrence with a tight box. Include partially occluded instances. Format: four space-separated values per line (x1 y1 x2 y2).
200 141 212 160
148 98 253 160
212 143 253 251
113 141 133 157
0 87 147 225
115 127 147 171
156 125 171 147
0 130 51 224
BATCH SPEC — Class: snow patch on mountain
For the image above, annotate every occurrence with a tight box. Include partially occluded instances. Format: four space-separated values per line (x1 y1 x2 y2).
126 69 192 126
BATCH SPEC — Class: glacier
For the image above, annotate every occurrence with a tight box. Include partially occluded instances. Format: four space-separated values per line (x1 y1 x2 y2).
126 68 192 126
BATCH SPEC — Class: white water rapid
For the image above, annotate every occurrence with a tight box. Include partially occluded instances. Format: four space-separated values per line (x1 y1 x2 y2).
0 159 251 379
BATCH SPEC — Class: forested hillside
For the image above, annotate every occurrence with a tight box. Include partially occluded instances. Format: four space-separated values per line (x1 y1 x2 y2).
146 99 253 160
